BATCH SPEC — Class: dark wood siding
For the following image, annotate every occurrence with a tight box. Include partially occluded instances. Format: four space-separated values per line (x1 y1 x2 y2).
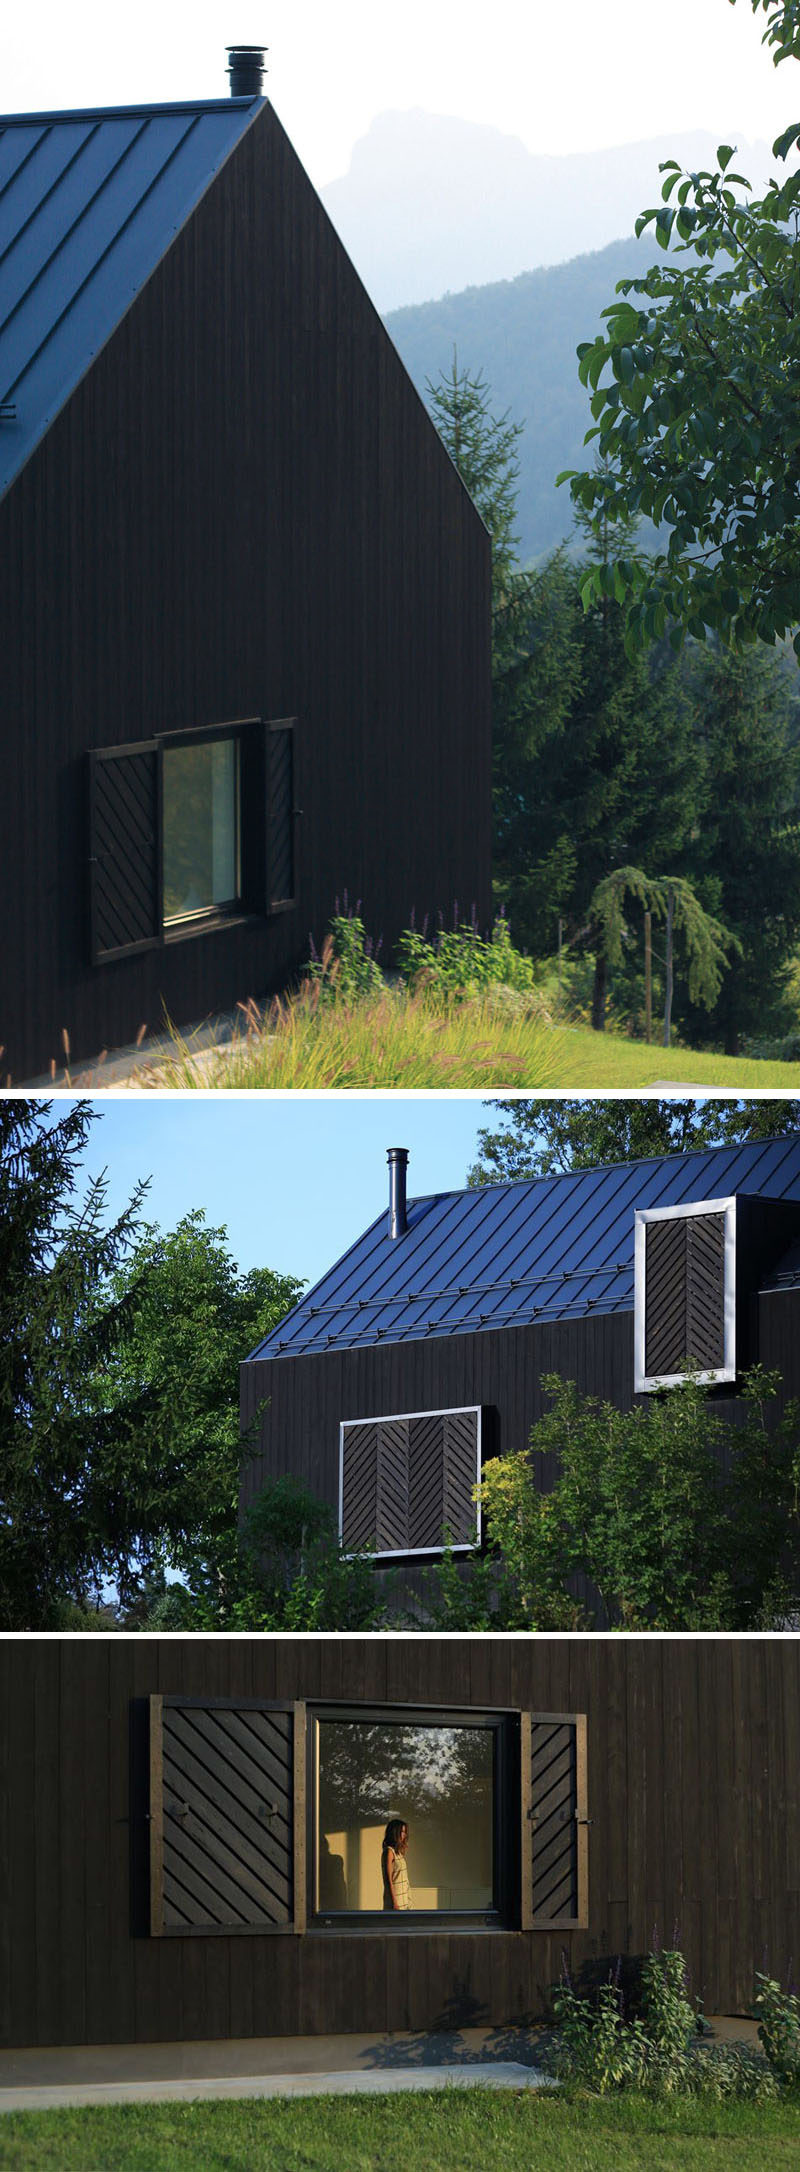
1 1637 797 2047
242 1289 800 1534
0 102 491 1081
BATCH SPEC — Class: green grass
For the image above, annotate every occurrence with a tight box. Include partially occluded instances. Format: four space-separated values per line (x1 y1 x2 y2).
2 2087 800 2171
139 986 800 1090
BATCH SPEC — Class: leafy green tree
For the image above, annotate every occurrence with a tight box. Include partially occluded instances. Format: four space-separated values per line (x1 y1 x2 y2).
97 1213 302 1607
0 1101 303 1626
478 1370 800 1628
0 1101 150 1626
143 1476 386 1633
561 0 800 652
467 1096 800 1185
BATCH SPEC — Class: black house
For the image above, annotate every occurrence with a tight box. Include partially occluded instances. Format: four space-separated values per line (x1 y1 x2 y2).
0 50 491 1081
1 1635 797 2047
241 1133 800 1564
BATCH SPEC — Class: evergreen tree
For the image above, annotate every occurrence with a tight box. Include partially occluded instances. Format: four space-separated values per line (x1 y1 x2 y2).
680 642 800 1050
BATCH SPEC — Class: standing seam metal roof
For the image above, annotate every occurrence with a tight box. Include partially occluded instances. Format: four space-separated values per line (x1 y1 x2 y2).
248 1134 800 1360
0 95 263 500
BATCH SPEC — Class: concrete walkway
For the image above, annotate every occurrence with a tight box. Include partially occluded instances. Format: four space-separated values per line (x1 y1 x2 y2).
0 2026 554 2113
0 2018 759 2116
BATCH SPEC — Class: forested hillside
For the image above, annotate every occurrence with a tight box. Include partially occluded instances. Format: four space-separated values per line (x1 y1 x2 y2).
385 238 648 562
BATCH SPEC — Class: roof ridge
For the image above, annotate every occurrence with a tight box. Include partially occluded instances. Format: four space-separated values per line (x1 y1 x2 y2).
0 99 264 125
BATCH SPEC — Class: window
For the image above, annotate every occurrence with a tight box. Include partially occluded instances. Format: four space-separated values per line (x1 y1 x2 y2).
89 716 297 963
634 1197 736 1392
339 1406 481 1557
163 737 240 926
311 1708 508 1925
145 1696 588 1938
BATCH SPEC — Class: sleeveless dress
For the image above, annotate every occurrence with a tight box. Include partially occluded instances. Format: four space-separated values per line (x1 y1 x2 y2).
382 1846 411 1909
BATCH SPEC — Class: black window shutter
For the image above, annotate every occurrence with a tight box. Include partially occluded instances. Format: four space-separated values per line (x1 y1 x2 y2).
645 1213 725 1377
267 722 296 910
341 1410 480 1555
522 1712 588 1930
89 742 162 962
149 1696 306 1936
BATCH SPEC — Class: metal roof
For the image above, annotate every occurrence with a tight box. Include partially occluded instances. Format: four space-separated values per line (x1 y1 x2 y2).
249 1133 800 1361
0 96 263 500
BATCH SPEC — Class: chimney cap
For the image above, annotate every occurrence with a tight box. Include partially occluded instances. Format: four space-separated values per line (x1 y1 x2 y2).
226 44 267 97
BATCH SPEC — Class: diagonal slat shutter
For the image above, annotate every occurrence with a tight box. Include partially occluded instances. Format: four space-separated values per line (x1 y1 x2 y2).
521 1712 588 1930
89 742 162 962
267 722 296 909
341 1408 480 1554
645 1213 725 1377
149 1697 306 1936
686 1214 725 1368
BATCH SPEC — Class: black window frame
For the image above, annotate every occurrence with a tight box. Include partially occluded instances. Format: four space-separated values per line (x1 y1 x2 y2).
89 713 298 965
307 1701 517 1933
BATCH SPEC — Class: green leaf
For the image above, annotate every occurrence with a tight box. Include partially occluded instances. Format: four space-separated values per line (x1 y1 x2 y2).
717 144 735 171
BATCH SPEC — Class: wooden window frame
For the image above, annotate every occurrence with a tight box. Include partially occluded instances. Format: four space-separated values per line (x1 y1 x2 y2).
338 1404 483 1560
634 1196 737 1392
307 1701 514 1933
521 1711 589 1932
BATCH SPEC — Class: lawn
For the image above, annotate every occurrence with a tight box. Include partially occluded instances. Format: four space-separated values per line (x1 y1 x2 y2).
2 2087 800 2171
137 987 800 1090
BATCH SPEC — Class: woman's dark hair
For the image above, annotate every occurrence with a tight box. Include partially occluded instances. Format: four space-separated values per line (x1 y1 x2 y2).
382 1818 406 1852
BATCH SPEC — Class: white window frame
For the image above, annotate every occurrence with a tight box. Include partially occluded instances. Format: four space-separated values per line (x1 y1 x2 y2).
338 1404 483 1559
634 1195 737 1393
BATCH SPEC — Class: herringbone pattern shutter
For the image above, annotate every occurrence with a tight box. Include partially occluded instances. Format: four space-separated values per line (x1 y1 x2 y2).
150 1698 304 1935
268 725 295 907
687 1214 725 1368
342 1410 479 1554
443 1409 479 1543
645 1213 725 1376
341 1422 380 1550
523 1713 588 1929
90 743 161 961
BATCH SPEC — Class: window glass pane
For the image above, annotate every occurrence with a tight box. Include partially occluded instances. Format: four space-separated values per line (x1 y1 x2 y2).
163 740 239 923
317 1720 494 1913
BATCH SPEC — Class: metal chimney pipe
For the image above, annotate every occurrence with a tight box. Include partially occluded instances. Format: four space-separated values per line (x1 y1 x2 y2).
387 1148 409 1240
226 45 267 96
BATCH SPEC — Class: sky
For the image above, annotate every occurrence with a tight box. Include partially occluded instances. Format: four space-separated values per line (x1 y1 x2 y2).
65 1093 494 1292
1 0 794 185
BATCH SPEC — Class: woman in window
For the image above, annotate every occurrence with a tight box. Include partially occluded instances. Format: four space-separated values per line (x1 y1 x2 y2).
381 1818 410 1910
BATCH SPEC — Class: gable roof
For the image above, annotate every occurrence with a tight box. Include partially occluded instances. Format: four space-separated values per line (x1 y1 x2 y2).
250 1132 800 1361
0 95 263 500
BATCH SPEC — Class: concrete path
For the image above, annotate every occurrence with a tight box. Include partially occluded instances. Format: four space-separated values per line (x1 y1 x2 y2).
0 2017 759 2116
0 2026 555 2113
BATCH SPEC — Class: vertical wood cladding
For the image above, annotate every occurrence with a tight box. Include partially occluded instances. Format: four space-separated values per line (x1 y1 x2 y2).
0 103 491 1080
242 1290 800 1535
1 1638 797 2048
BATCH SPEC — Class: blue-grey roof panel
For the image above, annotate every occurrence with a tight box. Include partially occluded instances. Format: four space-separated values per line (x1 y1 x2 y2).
0 97 263 499
249 1134 800 1360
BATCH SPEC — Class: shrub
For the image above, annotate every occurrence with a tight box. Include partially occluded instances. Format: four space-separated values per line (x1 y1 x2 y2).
549 1948 782 2102
306 913 384 1004
754 1973 800 2087
396 913 543 1005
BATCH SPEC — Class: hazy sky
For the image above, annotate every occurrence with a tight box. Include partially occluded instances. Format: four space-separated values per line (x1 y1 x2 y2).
64 1093 493 1293
2 0 794 184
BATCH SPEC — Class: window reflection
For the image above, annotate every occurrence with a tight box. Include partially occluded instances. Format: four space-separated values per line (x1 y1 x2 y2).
163 740 239 924
316 1720 494 1913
